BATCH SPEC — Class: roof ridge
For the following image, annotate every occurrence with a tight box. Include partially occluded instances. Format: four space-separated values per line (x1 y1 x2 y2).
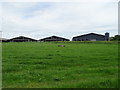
73 33 105 38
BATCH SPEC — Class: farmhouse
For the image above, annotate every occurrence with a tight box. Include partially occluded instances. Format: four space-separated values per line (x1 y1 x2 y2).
39 36 70 42
72 32 109 41
8 36 37 42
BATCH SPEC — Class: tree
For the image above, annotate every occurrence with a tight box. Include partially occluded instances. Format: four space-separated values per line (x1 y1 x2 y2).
110 35 120 41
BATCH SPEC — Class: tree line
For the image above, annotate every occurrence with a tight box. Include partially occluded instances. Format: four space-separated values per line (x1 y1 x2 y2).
110 35 120 41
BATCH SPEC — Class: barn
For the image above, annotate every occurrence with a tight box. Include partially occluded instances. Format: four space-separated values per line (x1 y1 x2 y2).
0 38 8 42
72 32 109 41
39 36 70 42
8 36 37 42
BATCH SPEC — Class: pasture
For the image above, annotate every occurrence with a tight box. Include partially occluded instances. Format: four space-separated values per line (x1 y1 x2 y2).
2 41 118 88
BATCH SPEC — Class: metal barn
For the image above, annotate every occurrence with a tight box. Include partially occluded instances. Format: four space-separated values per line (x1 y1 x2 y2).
39 36 70 42
72 32 109 41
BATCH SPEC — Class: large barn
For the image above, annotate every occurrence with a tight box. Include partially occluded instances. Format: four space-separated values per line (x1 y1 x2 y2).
39 36 70 42
8 36 37 42
72 32 109 41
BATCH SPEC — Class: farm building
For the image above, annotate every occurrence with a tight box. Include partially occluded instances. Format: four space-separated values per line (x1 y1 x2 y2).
39 36 70 42
0 38 8 42
8 36 37 42
72 32 109 41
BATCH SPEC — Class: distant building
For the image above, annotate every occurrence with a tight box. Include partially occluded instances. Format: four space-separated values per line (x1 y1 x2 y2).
39 36 70 42
8 36 37 42
0 38 8 42
72 32 109 41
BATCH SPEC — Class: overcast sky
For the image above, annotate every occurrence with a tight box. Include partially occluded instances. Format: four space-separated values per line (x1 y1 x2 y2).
0 0 119 40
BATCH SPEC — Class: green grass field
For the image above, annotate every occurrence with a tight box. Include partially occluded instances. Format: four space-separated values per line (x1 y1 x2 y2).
2 42 118 88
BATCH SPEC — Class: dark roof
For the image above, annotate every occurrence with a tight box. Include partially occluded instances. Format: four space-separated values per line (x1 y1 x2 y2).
40 35 69 41
9 36 37 41
73 33 105 38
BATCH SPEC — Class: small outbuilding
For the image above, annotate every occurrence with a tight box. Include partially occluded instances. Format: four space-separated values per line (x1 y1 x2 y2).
8 36 37 42
72 32 109 41
39 36 70 42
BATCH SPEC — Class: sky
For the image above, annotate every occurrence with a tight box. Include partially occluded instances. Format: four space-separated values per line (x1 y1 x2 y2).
0 0 119 40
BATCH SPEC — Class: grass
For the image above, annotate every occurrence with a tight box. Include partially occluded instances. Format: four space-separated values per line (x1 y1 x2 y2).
2 41 118 88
